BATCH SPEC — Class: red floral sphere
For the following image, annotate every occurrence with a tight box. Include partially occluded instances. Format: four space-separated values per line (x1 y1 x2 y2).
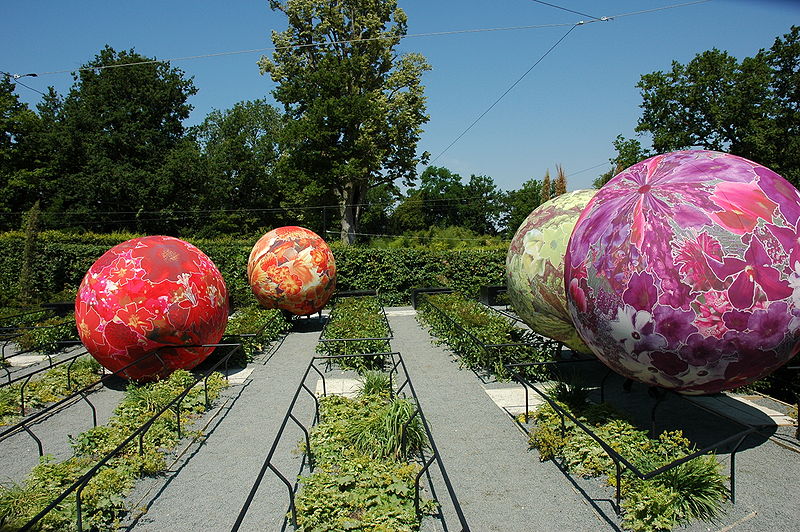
247 226 336 315
75 236 229 381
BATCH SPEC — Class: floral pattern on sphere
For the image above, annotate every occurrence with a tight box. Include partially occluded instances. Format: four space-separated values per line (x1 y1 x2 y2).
507 189 595 353
75 236 229 381
565 150 800 394
247 226 336 315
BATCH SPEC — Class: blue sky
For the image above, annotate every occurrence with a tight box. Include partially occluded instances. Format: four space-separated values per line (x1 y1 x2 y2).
2 1 798 191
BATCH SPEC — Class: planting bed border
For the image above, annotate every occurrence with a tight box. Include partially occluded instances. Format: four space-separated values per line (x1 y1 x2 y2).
416 291 558 381
232 351 470 532
15 341 242 532
317 292 394 358
505 360 757 514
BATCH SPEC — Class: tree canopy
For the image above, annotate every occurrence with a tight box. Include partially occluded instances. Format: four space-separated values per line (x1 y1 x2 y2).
636 25 800 185
259 0 431 244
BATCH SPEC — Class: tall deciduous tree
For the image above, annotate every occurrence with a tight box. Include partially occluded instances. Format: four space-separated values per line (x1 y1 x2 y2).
259 0 431 244
635 26 799 185
503 178 542 237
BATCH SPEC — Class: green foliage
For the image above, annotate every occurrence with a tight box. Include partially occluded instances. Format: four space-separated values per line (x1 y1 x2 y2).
636 25 800 186
0 230 508 307
16 313 77 353
0 356 100 426
503 178 543 238
223 305 290 364
317 297 391 370
357 371 392 399
0 370 227 530
593 135 653 189
295 391 432 530
417 292 558 380
262 0 431 244
528 397 729 531
369 226 507 251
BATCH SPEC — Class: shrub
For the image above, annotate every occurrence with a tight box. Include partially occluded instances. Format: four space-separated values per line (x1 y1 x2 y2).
16 313 77 354
0 370 227 530
223 305 290 364
0 231 508 307
296 391 433 531
0 356 101 426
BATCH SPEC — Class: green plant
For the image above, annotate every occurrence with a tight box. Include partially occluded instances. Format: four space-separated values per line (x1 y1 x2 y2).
346 397 428 461
317 297 391 371
16 313 77 354
357 371 392 398
0 356 101 426
417 292 558 380
527 398 729 532
0 230 510 307
295 390 433 530
224 305 290 364
0 370 228 530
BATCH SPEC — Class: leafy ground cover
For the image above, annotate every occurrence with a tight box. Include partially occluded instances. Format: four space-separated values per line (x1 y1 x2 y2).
0 370 227 531
316 296 391 371
224 305 290 365
0 356 101 426
528 383 729 532
294 372 434 531
15 313 77 354
416 292 558 380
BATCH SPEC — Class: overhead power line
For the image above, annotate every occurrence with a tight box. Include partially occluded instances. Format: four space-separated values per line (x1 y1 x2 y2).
5 1 710 79
528 0 601 20
431 23 580 164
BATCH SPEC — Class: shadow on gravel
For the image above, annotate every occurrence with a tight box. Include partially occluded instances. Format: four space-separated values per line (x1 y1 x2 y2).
550 459 624 532
121 380 252 531
289 316 326 334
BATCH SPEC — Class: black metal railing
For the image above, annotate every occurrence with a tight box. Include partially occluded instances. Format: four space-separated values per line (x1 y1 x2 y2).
505 360 756 514
231 351 470 531
17 342 241 532
418 292 559 380
317 292 394 363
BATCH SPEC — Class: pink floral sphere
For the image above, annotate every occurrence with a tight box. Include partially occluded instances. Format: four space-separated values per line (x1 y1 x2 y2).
75 236 229 381
247 226 336 315
565 150 800 394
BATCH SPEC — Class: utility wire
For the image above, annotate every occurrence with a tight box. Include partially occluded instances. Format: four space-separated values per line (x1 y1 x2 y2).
527 0 600 20
430 23 580 164
23 22 577 77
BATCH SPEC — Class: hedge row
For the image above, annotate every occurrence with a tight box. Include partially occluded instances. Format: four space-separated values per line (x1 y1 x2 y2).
0 231 507 307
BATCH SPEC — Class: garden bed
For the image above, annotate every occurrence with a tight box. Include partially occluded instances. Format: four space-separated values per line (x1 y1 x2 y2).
232 352 469 532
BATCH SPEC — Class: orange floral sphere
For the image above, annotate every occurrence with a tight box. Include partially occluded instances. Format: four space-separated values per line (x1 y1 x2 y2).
247 226 336 315
75 236 229 381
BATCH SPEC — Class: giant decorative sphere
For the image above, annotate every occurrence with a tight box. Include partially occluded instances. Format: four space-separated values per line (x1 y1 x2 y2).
507 190 595 353
565 150 800 394
75 236 229 381
247 226 336 315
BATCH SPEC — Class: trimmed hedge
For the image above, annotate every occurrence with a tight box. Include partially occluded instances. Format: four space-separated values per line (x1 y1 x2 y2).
0 231 507 307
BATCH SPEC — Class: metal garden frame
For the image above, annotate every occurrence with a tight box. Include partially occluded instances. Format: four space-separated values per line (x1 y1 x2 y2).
505 360 757 514
16 342 242 532
416 291 559 380
231 351 470 532
317 291 394 364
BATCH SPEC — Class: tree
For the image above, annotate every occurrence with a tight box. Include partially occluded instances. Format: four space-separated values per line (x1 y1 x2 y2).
554 164 567 196
503 178 542 237
635 26 800 185
541 170 551 203
191 99 285 236
0 76 42 221
593 135 652 189
48 46 198 232
260 0 431 244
